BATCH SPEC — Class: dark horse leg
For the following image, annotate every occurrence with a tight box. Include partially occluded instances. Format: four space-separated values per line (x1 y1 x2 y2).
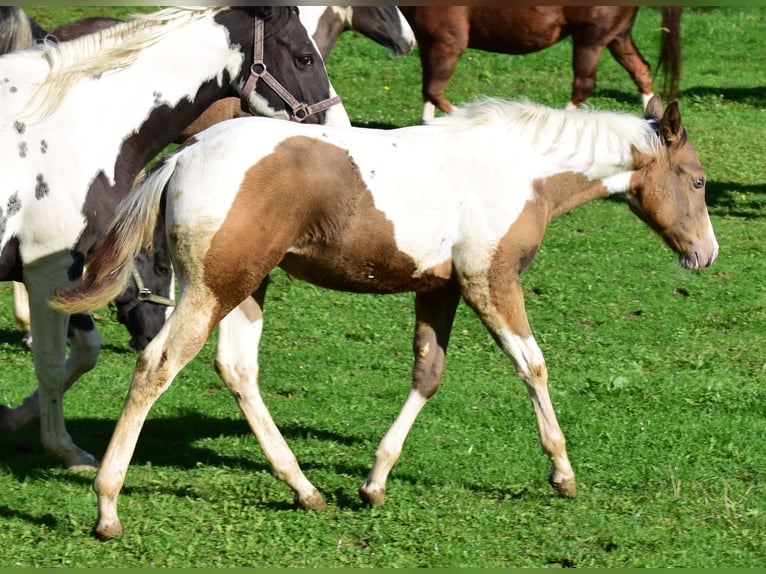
410 6 470 122
360 289 461 505
606 29 654 109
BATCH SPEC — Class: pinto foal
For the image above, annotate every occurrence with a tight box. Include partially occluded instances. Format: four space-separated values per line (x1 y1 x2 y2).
55 96 717 539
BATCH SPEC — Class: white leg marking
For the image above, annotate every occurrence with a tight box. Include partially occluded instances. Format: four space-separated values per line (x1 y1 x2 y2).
216 300 325 509
360 388 428 505
501 331 576 496
421 101 436 123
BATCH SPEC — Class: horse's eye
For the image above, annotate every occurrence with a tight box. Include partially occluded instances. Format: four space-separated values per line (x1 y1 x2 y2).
692 176 706 189
295 54 314 69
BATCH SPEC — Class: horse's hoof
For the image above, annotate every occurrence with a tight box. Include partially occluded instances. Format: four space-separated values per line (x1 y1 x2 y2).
358 483 385 506
64 450 99 472
549 473 577 497
295 490 326 510
92 520 123 541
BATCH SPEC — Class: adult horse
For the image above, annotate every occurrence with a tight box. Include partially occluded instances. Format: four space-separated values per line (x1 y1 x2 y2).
178 5 415 140
398 6 682 121
5 5 412 342
0 11 169 351
0 6 341 471
54 96 718 539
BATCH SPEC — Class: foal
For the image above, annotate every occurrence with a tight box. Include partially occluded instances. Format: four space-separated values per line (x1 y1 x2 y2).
55 96 717 539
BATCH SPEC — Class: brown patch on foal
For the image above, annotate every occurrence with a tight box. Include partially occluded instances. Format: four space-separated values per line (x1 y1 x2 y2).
480 173 611 335
203 136 451 317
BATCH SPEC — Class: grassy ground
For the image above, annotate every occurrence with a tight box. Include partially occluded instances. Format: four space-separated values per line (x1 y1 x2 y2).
1 6 765 567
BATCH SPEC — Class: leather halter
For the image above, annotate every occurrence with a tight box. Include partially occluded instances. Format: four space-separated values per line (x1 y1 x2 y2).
118 265 175 315
240 12 342 121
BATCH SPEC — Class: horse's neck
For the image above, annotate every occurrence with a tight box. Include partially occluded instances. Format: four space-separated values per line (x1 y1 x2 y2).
42 17 235 177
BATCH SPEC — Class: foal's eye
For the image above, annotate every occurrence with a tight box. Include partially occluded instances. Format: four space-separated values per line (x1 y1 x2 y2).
692 176 706 189
295 54 314 68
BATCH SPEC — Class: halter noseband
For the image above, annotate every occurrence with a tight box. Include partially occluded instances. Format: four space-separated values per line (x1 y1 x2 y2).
240 13 342 121
118 265 175 316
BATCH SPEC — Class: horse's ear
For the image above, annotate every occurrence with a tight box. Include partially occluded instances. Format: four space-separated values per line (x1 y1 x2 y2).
644 94 663 121
255 6 274 20
660 101 686 147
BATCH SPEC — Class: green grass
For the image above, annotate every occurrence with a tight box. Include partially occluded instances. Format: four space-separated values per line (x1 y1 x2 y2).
1 6 765 568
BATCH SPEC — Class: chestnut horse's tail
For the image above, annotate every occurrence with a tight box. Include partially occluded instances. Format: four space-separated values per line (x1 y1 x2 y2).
658 6 682 101
52 155 178 314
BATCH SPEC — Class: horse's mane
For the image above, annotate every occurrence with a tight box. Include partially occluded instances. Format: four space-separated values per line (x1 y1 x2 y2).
28 7 226 118
428 98 661 174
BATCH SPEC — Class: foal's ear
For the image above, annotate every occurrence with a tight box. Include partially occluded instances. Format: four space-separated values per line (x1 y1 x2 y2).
660 101 686 147
644 94 663 121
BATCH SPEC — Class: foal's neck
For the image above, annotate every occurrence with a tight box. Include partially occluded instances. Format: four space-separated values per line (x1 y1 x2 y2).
536 170 628 221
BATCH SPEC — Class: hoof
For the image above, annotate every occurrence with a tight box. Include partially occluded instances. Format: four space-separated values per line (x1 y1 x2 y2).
92 520 123 541
295 490 327 510
64 450 99 472
550 474 577 497
358 484 385 506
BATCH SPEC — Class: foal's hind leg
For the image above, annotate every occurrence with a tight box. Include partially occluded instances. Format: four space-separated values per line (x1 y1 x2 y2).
92 291 216 540
215 282 326 510
463 278 576 497
360 290 460 505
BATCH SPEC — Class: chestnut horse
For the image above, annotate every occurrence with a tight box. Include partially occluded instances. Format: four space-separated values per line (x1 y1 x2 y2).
0 6 339 471
55 96 717 539
399 6 682 121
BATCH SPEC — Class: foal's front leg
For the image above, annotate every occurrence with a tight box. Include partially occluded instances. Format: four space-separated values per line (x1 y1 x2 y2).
464 279 576 496
214 284 326 510
360 290 460 505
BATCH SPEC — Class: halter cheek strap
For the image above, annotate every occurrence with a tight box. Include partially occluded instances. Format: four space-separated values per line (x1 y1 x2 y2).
240 15 342 122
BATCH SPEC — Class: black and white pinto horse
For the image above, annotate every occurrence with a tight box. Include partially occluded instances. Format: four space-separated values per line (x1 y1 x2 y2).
55 96 717 539
0 6 341 470
4 5 413 346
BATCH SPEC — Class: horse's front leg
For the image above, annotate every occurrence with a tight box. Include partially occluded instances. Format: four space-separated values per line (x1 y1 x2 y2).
12 281 33 349
7 269 100 470
464 278 576 496
214 282 326 510
359 289 460 505
0 311 101 438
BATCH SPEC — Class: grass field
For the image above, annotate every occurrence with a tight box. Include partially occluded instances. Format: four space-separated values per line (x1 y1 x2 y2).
1 6 765 568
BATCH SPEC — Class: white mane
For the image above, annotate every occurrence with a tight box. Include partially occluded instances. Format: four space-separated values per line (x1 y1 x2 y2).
428 98 661 177
29 7 225 117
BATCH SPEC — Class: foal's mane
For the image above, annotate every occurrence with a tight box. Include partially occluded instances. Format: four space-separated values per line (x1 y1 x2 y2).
29 7 226 118
429 98 661 173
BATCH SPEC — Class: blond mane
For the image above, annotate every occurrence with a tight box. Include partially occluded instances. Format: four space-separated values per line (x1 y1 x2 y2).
428 98 661 172
29 7 226 118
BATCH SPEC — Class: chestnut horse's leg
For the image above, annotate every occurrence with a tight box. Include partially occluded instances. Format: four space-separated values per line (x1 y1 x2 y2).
214 281 326 510
606 30 654 109
568 34 606 109
463 278 577 497
412 8 470 122
92 288 216 540
360 289 460 505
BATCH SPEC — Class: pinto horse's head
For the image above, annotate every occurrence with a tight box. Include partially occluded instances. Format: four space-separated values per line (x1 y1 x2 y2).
627 96 719 270
224 6 337 125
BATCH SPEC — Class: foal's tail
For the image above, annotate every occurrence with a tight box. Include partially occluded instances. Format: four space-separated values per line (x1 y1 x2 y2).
52 155 179 314
658 6 682 101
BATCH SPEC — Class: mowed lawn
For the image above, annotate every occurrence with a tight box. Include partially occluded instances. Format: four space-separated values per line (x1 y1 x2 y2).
1 6 764 567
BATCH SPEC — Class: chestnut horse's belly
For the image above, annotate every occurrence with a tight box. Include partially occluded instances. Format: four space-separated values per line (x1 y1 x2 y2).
467 7 567 54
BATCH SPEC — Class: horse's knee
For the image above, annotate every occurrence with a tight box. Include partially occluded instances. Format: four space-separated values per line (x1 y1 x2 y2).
411 342 445 399
68 313 101 372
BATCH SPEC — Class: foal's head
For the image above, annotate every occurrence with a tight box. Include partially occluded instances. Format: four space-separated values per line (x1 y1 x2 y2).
627 96 718 270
